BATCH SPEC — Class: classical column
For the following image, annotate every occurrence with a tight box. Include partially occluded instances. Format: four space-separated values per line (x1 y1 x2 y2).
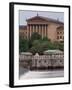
31 25 32 36
40 25 42 37
27 25 29 39
34 25 36 32
43 25 45 37
46 25 48 38
33 25 34 33
37 25 38 33
30 25 31 37
42 25 44 38
36 25 37 33
45 24 47 37
27 24 30 39
39 25 41 35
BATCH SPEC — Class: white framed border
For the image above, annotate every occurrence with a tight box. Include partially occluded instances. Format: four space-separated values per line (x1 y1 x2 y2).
9 2 70 87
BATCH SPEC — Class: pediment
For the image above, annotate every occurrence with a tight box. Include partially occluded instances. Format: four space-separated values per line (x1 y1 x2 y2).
27 16 48 22
26 16 64 25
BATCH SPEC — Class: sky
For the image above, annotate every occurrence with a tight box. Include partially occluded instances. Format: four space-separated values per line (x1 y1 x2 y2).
19 10 64 25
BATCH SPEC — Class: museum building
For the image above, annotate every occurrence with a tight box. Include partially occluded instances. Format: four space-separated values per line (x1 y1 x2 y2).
19 14 64 42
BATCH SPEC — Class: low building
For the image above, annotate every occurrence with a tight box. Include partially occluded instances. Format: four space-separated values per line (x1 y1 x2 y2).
19 25 27 39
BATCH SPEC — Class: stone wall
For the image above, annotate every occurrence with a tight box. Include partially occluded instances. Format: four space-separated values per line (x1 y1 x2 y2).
19 53 64 70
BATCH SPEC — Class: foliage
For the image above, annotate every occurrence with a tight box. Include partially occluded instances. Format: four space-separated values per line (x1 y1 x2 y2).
19 37 29 53
19 32 64 54
42 37 51 41
30 32 41 41
58 43 64 51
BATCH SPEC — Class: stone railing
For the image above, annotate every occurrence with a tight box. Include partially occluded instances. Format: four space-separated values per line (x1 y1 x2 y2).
19 54 64 61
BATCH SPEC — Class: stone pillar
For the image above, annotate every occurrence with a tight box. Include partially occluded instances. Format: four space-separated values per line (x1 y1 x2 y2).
39 25 41 35
31 25 33 35
33 25 34 33
27 24 30 39
36 25 38 32
36 25 37 33
34 25 36 32
42 25 44 38
43 25 45 37
38 25 39 34
45 24 47 37
41 25 42 37
46 25 48 38
30 25 31 37
27 25 29 39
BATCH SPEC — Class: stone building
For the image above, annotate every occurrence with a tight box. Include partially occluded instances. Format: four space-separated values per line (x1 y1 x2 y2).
56 26 64 42
19 14 64 42
19 25 27 39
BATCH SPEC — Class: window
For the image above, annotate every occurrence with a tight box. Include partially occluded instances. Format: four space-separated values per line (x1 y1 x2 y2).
60 32 62 34
60 36 62 39
57 32 59 34
57 36 59 39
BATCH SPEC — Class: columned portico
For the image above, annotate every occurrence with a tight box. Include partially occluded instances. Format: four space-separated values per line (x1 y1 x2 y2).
20 15 64 42
27 24 48 38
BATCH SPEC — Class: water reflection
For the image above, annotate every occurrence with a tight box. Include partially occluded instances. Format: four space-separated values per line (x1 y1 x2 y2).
19 66 64 79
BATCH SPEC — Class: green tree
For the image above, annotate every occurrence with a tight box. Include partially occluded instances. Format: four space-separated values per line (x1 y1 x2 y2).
19 37 29 53
58 43 64 51
30 32 41 41
28 32 42 49
29 39 49 55
42 37 51 41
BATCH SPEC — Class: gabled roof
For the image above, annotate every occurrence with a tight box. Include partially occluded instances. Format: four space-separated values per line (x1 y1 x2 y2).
26 15 64 25
19 25 27 30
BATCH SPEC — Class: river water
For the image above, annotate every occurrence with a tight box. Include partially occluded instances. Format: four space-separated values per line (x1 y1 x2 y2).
19 67 64 80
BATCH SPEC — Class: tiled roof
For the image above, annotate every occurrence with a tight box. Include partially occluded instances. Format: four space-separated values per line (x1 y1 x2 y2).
26 15 64 25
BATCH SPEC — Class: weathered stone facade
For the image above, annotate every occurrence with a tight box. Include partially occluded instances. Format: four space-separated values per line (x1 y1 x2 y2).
19 50 64 70
19 15 64 42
